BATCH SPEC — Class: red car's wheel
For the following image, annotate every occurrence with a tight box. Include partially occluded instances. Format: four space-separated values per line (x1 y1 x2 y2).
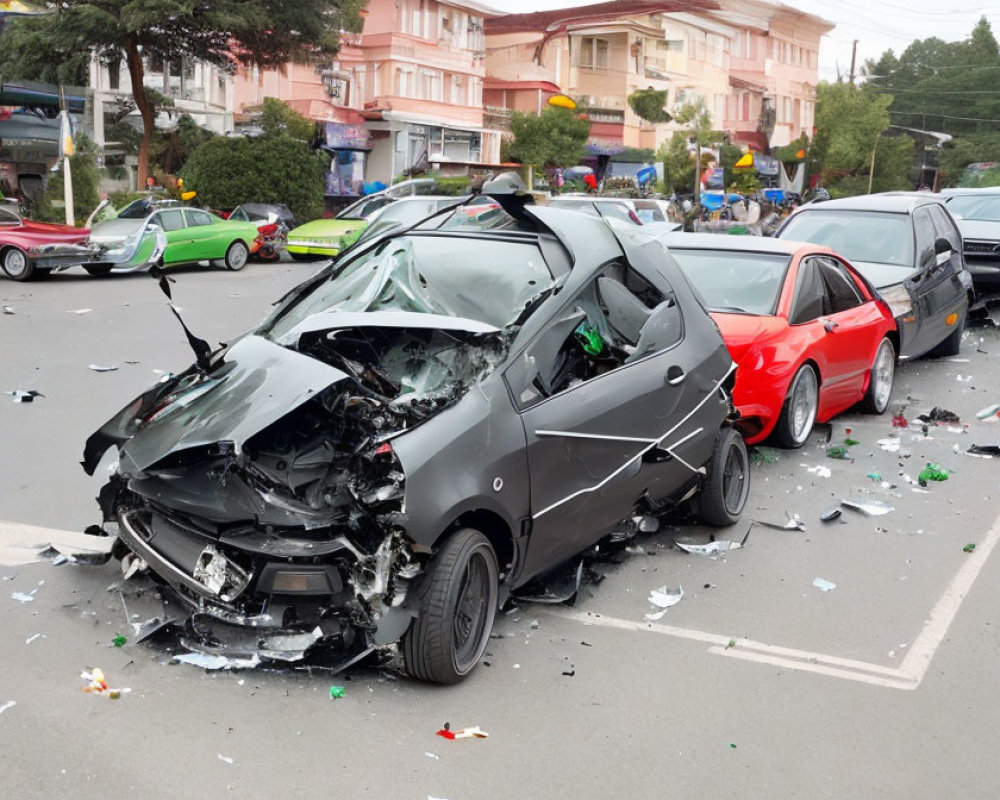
1 247 34 281
774 364 818 448
861 337 895 414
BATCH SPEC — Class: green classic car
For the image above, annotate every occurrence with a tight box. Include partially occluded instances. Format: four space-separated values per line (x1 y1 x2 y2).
82 199 265 274
286 194 396 261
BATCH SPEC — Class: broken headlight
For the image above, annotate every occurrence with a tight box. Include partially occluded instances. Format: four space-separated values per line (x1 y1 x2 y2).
879 283 912 318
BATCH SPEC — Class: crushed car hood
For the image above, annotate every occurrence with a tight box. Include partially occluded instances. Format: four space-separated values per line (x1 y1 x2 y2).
89 218 145 244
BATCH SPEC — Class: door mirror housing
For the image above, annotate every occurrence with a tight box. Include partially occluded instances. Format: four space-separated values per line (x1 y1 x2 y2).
934 236 953 266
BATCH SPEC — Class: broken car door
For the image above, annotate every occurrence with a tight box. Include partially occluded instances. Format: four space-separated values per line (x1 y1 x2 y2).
508 262 704 579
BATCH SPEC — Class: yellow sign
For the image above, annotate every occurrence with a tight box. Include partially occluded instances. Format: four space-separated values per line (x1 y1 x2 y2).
734 152 754 169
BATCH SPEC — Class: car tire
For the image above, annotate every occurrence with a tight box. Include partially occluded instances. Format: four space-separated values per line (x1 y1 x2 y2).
84 264 113 277
254 246 281 263
403 528 498 684
929 321 963 358
861 337 895 414
774 363 818 448
223 241 249 271
698 427 750 526
290 252 320 262
2 247 34 281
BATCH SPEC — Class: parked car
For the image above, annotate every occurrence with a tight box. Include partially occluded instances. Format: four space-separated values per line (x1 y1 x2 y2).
776 193 972 358
658 233 897 446
939 188 1000 289
227 203 296 262
84 199 266 274
546 195 643 225
0 205 91 281
81 197 749 682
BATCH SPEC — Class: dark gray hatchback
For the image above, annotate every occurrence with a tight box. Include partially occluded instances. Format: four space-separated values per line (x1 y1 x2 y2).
81 199 748 682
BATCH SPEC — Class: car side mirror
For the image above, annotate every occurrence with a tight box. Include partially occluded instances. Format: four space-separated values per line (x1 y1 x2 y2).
934 236 953 266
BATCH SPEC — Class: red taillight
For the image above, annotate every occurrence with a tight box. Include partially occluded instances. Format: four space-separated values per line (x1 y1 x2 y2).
257 223 279 236
375 443 393 456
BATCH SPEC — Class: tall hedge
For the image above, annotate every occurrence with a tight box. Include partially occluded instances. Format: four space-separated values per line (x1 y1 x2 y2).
180 133 326 222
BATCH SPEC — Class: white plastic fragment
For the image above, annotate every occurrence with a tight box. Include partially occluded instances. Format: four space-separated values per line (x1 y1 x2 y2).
2 306 13 314
175 652 261 670
802 463 831 478
675 539 744 558
812 578 837 592
877 437 901 453
217 754 234 765
841 499 894 516
88 364 118 372
0 701 15 715
25 633 44 645
976 404 1000 420
11 589 36 603
645 585 683 620
425 752 440 760
956 375 973 382
67 308 92 314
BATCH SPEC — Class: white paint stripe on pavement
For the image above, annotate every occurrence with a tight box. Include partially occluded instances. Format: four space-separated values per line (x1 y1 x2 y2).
541 504 1000 691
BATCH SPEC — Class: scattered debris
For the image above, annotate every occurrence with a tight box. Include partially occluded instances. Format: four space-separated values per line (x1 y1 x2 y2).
916 407 960 425
975 404 1000 420
820 507 842 522
217 754 234 765
425 752 440 760
841 499 895 516
2 306 13 314
877 437 902 452
6 389 43 403
725 639 736 650
329 686 346 699
11 590 36 603
436 724 488 740
803 464 831 478
675 526 750 558
812 578 837 592
562 669 576 677
754 514 806 532
750 447 781 465
0 701 15 715
866 471 882 482
891 413 909 428
88 364 119 373
67 308 92 314
111 635 127 648
25 633 44 645
963 543 976 553
80 667 130 699
968 444 1000 457
956 375 973 383
173 652 262 671
645 585 684 620
826 445 852 461
917 462 950 487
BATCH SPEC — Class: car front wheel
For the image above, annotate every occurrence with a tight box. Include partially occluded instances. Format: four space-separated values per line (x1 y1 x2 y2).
224 241 249 271
774 364 818 448
861 337 895 414
698 427 750 526
2 247 34 281
403 528 498 684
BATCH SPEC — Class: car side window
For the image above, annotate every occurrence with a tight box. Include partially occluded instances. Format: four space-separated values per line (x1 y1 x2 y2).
229 208 248 222
912 207 936 268
185 210 213 227
0 207 19 225
927 204 960 250
817 257 863 313
155 209 186 232
788 259 826 324
506 263 680 408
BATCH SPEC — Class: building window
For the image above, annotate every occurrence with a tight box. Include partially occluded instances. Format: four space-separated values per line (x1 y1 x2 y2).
657 39 684 52
579 37 609 69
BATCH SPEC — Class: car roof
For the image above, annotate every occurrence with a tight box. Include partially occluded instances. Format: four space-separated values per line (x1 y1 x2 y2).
548 195 634 205
802 193 941 214
658 231 812 256
939 187 1000 196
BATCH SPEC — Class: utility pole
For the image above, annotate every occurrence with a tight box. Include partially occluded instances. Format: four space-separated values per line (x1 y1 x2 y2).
58 85 75 226
848 40 859 86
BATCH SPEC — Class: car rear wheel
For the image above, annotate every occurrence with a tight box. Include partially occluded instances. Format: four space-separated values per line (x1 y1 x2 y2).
2 247 34 281
861 337 895 414
774 364 818 448
224 241 249 271
84 264 113 277
698 427 750 526
403 528 498 684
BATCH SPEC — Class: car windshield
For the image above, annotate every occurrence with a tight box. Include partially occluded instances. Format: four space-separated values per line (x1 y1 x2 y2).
116 199 155 219
946 194 1000 222
263 234 555 337
669 248 790 315
337 195 393 221
780 210 914 267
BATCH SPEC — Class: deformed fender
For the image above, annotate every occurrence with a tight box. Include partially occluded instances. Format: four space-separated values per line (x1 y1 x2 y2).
390 372 529 552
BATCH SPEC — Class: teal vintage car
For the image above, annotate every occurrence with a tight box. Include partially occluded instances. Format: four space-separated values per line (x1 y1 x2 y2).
78 198 265 275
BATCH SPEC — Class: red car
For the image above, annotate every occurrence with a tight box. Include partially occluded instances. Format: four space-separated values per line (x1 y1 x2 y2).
661 234 897 447
0 205 90 281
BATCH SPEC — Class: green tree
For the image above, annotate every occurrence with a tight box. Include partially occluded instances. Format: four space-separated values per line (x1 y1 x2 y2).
150 114 217 176
657 131 695 195
260 97 316 142
38 133 100 222
938 133 1000 186
504 106 590 168
673 99 716 203
0 0 365 188
180 133 326 223
627 88 672 124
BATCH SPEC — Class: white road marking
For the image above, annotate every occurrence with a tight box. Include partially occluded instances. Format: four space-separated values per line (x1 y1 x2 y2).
539 506 1000 691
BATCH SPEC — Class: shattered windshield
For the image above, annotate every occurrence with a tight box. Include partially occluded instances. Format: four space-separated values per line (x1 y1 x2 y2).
264 234 554 338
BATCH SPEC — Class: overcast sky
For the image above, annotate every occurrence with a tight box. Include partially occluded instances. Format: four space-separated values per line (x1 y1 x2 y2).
482 0 1000 83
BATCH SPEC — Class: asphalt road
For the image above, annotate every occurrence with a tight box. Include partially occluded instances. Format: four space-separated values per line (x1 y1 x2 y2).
2 262 1000 799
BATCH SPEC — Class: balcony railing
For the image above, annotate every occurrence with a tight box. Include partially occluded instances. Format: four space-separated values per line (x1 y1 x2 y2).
483 105 513 131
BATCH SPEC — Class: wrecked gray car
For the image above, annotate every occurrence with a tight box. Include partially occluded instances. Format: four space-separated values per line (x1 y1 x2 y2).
81 198 748 683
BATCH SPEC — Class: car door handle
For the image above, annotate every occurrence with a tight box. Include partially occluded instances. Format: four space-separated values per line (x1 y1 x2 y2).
666 365 685 385
822 319 839 333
